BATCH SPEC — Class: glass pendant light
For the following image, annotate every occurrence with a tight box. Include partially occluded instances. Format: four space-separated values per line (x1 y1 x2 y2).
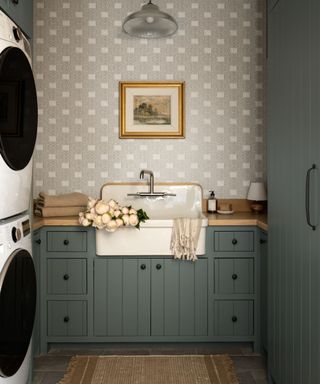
122 1 178 39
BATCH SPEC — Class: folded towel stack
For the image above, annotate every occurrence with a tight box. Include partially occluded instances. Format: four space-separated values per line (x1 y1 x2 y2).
34 192 88 217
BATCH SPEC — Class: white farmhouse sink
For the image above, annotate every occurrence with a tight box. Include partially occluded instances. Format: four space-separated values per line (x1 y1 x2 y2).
95 183 208 256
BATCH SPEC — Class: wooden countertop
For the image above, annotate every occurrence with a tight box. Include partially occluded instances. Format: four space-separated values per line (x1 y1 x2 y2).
33 212 267 231
32 216 80 230
205 212 267 231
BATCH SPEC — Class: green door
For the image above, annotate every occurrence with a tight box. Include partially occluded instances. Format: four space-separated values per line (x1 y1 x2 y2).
268 0 312 383
93 258 150 337
310 0 320 382
150 258 208 337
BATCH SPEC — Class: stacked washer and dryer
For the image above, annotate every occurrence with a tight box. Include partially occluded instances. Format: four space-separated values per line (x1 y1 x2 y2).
0 10 38 384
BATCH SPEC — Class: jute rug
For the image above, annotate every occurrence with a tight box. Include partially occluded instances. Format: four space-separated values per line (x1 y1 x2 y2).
59 354 239 384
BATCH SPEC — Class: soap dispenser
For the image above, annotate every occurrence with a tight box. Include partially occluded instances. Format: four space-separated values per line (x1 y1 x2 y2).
208 190 217 213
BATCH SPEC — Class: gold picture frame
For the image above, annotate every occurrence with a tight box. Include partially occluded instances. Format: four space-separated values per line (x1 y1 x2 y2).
120 82 185 139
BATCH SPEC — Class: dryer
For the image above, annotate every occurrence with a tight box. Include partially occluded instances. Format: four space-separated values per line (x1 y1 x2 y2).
0 214 36 384
0 10 38 220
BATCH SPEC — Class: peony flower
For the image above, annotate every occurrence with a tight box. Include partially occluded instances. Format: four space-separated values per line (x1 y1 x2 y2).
106 220 117 232
114 210 121 218
129 214 139 227
95 201 109 215
102 213 111 224
85 212 95 220
116 218 124 227
129 208 137 215
108 199 117 209
122 214 130 225
79 212 84 218
122 207 129 215
81 218 91 227
87 197 97 209
108 209 114 217
93 215 103 228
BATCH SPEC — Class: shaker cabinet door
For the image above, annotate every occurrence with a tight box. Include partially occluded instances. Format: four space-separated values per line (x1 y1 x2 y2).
151 259 208 337
93 258 150 337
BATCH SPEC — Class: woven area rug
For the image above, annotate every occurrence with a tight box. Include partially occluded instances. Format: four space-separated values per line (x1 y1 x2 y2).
59 354 239 384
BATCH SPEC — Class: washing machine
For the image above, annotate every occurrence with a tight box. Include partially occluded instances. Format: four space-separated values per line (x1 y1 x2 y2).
0 214 36 383
0 10 38 220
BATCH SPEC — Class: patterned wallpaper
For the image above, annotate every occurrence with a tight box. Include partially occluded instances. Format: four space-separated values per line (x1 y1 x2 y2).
33 0 266 198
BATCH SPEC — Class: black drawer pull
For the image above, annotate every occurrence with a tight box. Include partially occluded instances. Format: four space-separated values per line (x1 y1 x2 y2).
11 0 19 4
63 239 69 245
63 274 69 280
140 264 146 270
63 316 69 323
232 239 238 245
156 264 162 270
232 274 238 280
36 239 41 244
260 239 267 244
232 316 238 322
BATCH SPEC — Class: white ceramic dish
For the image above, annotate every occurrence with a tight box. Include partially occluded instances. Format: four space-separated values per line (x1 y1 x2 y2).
217 210 234 215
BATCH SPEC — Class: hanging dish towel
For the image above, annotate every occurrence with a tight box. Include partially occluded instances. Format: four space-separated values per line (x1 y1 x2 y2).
170 218 202 261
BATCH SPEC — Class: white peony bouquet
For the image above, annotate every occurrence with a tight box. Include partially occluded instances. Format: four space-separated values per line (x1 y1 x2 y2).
79 197 149 232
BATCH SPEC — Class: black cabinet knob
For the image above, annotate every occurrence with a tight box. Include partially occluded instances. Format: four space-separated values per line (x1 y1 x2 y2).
232 274 238 280
11 0 19 4
260 239 267 244
63 239 69 245
140 264 146 270
36 239 41 244
232 239 238 245
156 264 162 270
63 316 69 323
232 316 238 322
63 274 69 280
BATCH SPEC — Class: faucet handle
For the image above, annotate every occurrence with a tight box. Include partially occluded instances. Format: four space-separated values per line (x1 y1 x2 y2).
139 169 153 179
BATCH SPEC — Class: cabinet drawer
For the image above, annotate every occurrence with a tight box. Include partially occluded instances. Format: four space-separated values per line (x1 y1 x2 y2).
214 300 253 336
47 259 87 295
214 231 254 252
215 258 254 294
46 231 87 252
47 301 87 336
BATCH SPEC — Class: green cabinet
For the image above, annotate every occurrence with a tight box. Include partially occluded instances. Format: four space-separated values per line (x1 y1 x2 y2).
214 258 254 294
214 300 254 337
47 301 87 337
32 229 41 356
207 226 260 351
260 231 268 353
47 259 87 295
268 0 320 382
94 258 150 337
36 225 262 352
38 227 94 353
0 0 33 37
94 258 208 338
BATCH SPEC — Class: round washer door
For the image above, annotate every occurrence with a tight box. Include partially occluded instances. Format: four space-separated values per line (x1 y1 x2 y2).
0 47 38 170
0 249 36 378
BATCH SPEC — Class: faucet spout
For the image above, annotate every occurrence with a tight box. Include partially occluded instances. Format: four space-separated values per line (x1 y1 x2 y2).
139 169 154 194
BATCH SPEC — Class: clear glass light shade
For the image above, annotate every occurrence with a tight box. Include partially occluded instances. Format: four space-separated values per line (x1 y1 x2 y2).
122 2 178 38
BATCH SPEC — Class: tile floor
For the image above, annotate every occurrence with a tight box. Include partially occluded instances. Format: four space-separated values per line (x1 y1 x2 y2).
32 343 267 384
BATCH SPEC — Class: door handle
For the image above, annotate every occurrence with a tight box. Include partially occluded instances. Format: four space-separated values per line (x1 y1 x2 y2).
305 164 317 230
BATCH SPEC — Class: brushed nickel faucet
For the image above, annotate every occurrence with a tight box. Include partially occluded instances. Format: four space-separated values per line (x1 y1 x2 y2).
140 169 154 194
127 170 176 198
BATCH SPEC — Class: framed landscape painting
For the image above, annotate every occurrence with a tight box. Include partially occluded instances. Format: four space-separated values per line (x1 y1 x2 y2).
119 82 185 139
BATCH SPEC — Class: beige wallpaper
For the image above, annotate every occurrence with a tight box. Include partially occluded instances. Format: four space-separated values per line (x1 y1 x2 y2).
33 0 266 199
